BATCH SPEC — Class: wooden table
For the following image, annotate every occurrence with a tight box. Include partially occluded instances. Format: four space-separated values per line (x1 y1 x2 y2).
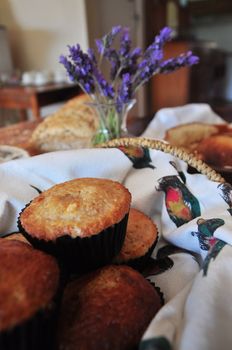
0 116 151 155
0 118 231 184
0 83 80 121
0 120 41 155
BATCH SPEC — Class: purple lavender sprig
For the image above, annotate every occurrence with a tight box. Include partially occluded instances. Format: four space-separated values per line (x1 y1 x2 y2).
93 67 115 100
59 44 95 94
160 51 199 73
110 28 142 82
119 27 131 57
117 73 133 112
60 26 199 108
59 25 199 143
95 25 122 56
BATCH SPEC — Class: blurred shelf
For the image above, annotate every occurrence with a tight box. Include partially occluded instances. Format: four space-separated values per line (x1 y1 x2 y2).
189 0 232 17
0 83 81 121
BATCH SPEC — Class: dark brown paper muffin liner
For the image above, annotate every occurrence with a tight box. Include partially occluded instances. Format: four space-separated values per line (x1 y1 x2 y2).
148 280 165 306
18 204 129 274
115 231 159 272
0 259 65 350
0 304 58 350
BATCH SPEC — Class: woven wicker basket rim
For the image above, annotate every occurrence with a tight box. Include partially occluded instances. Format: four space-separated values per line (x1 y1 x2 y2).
100 137 225 183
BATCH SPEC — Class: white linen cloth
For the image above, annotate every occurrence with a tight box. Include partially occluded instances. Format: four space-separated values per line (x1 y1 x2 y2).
142 103 226 140
0 104 232 350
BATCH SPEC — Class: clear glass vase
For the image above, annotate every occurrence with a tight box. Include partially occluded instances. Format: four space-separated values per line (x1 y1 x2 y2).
87 99 136 145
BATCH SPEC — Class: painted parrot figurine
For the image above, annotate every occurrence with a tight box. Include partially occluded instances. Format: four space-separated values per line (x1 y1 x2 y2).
157 175 201 227
191 217 226 276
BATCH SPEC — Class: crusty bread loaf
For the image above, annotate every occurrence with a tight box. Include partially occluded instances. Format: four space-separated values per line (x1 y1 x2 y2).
30 94 98 152
58 94 90 111
165 122 232 168
196 133 232 167
164 122 220 148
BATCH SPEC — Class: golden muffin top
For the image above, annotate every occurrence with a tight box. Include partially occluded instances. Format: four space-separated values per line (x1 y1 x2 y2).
19 178 131 240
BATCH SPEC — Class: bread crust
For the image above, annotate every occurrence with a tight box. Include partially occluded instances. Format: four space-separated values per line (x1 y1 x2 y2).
196 134 232 167
164 122 220 147
30 94 98 152
165 122 232 167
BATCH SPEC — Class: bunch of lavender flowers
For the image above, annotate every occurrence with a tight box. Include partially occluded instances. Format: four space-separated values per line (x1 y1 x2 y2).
60 26 199 143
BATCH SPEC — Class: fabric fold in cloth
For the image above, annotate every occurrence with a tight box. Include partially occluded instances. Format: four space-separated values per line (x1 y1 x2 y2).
0 140 232 350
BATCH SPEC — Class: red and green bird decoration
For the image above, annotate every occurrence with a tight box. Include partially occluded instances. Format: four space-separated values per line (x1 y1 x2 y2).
157 175 201 227
218 183 232 216
191 217 226 276
118 145 155 169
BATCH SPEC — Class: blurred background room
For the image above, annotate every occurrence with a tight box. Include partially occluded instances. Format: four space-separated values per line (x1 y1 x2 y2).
1 0 232 125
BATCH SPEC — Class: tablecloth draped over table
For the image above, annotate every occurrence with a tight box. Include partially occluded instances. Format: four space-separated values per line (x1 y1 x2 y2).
0 103 232 350
141 102 226 140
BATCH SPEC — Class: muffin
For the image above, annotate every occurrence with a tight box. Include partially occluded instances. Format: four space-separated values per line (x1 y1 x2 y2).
1 232 30 244
114 208 158 271
57 265 162 350
0 240 60 350
18 178 131 273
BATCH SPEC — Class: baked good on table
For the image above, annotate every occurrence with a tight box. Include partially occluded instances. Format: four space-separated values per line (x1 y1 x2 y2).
196 133 232 168
164 122 232 168
18 178 131 273
58 93 91 111
57 265 162 350
30 94 98 152
0 240 60 350
1 232 30 244
164 122 228 150
114 208 158 271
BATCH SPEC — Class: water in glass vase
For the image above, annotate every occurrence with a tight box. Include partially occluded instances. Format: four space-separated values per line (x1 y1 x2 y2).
87 99 136 145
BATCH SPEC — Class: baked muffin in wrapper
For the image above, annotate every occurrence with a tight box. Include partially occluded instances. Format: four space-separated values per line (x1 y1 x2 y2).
18 178 131 274
0 240 62 350
114 208 159 271
18 213 129 274
149 281 165 306
57 265 163 350
120 237 159 272
0 306 58 350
